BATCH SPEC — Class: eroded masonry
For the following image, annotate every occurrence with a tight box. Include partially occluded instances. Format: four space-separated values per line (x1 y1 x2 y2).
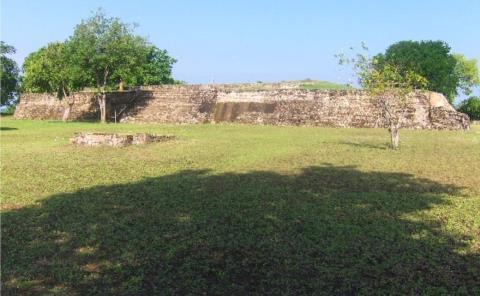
14 83 470 130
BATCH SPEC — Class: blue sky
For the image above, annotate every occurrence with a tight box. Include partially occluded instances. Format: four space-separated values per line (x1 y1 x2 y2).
1 0 479 101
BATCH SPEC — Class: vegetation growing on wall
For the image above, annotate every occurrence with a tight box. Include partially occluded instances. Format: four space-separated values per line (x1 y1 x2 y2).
298 79 352 90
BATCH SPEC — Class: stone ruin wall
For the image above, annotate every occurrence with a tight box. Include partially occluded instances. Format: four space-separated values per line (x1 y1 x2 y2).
14 84 470 130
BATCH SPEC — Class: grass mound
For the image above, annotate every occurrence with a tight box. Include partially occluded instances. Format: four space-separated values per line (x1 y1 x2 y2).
297 79 352 90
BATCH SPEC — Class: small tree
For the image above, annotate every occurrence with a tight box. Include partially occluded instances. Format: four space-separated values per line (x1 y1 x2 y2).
362 64 427 149
0 42 20 106
337 45 427 149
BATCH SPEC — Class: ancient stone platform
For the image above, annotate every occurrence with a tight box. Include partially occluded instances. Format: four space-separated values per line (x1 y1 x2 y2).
70 133 175 147
15 83 470 130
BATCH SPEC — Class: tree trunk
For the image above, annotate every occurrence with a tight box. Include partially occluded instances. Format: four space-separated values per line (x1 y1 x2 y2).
62 104 72 122
389 125 400 149
61 89 71 122
98 93 107 123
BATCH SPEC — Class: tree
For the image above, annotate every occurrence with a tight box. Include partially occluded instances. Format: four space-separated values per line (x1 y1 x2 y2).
453 54 480 97
337 45 427 149
68 10 153 123
458 96 480 120
0 42 20 106
23 42 85 98
138 46 177 85
364 64 427 149
23 42 86 121
22 9 177 123
374 40 479 103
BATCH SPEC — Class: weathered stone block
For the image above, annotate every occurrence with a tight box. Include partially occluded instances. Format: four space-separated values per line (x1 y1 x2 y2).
70 133 175 147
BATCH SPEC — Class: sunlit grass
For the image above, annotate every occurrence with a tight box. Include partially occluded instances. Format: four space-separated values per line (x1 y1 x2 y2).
1 116 479 294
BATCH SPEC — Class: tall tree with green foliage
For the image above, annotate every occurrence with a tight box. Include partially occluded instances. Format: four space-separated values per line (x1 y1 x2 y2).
23 42 85 97
337 45 427 149
23 42 86 120
22 9 176 123
0 42 20 106
453 54 480 97
68 10 154 123
375 40 479 103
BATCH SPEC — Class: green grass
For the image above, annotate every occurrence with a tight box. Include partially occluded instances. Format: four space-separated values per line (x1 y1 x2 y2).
1 116 479 295
298 80 352 90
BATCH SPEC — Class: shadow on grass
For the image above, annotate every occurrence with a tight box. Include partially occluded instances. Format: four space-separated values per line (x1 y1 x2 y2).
2 165 479 295
0 127 18 131
339 141 388 150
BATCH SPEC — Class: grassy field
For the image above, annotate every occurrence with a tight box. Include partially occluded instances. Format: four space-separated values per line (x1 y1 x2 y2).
1 116 479 295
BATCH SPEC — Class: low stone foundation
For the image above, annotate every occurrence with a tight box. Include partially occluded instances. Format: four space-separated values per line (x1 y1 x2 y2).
70 133 175 147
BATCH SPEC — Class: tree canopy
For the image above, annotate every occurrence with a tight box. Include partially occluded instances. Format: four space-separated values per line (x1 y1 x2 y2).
0 42 20 105
68 11 148 92
23 42 85 99
374 40 479 103
23 10 176 95
139 46 177 85
22 9 177 122
453 54 480 97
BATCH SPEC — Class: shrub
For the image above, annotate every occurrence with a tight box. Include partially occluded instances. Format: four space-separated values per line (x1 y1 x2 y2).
458 96 480 120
